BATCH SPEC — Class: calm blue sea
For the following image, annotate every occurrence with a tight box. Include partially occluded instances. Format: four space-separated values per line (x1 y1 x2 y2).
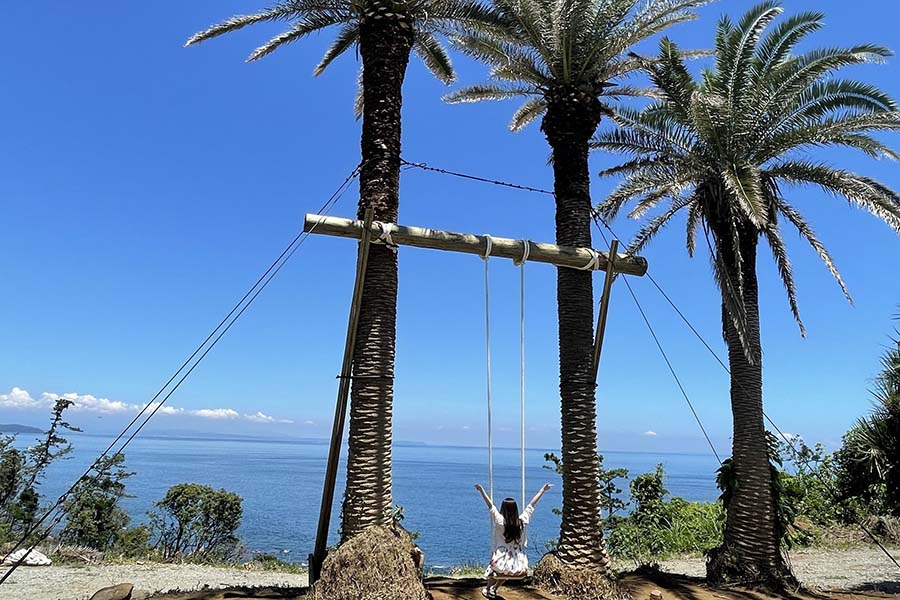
32 433 721 571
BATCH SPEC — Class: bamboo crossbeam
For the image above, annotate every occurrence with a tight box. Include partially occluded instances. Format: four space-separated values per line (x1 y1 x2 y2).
303 214 648 276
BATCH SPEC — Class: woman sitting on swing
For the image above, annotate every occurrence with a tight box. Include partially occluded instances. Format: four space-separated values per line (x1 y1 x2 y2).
474 482 553 598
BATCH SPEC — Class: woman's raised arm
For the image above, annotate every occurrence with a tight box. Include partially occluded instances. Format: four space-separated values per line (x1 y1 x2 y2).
528 483 553 508
473 483 493 508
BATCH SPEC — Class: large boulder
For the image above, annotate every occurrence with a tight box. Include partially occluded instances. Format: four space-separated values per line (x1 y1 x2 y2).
89 583 134 600
1 548 52 566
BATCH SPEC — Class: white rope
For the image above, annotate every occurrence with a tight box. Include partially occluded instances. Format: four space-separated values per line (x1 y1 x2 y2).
577 248 602 271
482 236 493 534
373 221 396 247
518 242 527 509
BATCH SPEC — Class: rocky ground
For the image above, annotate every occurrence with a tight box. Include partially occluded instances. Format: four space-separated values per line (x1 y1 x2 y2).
0 546 896 600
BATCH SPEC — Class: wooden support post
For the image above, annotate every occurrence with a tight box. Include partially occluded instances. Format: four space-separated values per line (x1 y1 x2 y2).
309 208 375 584
303 214 648 276
592 239 619 381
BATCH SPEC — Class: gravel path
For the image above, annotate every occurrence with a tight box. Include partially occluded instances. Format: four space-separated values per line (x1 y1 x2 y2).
0 563 308 600
2 547 896 600
658 546 900 592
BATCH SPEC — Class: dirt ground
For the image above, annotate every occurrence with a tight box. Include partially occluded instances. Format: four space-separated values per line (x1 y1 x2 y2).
147 570 900 600
3 546 896 600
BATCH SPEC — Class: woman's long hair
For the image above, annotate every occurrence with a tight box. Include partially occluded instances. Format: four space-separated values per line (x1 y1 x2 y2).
500 498 523 544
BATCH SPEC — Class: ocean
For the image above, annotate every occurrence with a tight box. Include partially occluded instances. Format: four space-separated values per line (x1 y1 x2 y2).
34 433 722 571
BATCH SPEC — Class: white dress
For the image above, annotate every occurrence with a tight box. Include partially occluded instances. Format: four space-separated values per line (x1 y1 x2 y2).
485 504 534 577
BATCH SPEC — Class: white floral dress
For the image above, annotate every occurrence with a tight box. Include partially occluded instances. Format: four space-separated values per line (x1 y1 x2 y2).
485 504 534 577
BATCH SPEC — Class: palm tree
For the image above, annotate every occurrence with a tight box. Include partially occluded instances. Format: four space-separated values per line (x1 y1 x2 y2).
594 1 900 584
839 313 900 515
186 0 497 541
445 0 707 571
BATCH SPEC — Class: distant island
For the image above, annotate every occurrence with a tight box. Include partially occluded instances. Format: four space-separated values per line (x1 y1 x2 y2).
0 423 43 434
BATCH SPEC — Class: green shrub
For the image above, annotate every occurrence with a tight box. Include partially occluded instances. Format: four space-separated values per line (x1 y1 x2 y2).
149 483 243 561
61 453 133 550
836 323 899 517
608 464 724 563
114 525 152 558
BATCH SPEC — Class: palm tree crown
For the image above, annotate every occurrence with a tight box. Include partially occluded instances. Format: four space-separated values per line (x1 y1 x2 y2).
445 0 708 130
186 0 496 111
596 1 900 337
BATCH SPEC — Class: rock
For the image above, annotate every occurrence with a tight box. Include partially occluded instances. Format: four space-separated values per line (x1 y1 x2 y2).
89 583 134 600
1 548 52 566
131 589 151 600
650 590 664 600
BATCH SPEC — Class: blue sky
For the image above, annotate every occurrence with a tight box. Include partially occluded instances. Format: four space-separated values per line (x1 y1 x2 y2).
2 0 899 455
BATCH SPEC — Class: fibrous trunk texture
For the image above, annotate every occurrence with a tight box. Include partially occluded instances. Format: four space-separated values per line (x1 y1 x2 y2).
706 218 793 586
341 14 413 540
539 93 608 573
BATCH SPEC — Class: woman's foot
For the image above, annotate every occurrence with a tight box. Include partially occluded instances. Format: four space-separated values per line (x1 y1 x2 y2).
481 587 496 599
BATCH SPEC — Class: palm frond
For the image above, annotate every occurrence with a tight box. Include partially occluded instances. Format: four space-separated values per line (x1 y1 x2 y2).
772 197 852 303
314 23 359 75
248 12 348 62
762 220 805 335
443 83 536 103
767 161 900 232
510 98 547 130
185 6 302 46
414 32 456 84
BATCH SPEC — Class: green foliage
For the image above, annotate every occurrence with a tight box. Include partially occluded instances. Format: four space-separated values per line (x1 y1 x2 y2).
60 453 133 551
0 398 80 543
445 0 709 130
596 1 900 345
543 452 628 521
187 0 501 116
149 483 243 561
608 464 724 563
113 525 152 558
836 320 900 516
393 504 419 541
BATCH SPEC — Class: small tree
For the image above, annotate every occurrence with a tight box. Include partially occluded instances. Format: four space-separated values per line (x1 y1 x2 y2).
544 452 629 522
0 398 79 541
149 483 243 561
61 453 133 550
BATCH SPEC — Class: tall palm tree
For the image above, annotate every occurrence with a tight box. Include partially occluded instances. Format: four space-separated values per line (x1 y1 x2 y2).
445 0 707 571
595 1 900 583
186 0 496 541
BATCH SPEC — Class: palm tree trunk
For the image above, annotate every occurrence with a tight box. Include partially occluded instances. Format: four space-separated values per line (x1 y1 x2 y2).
341 17 413 541
541 97 607 572
708 224 791 584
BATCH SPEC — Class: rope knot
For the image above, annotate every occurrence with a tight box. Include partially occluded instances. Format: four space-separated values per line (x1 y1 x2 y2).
481 234 493 261
513 240 530 266
577 248 602 271
373 222 397 248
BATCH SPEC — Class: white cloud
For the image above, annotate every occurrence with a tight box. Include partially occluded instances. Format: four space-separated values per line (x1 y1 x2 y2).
245 411 293 424
0 387 46 409
47 392 133 414
461 425 471 431
644 430 658 437
1 388 292 425
303 420 315 426
191 408 240 420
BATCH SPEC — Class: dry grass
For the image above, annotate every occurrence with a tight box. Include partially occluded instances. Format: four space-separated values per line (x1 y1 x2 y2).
307 525 426 600
532 552 630 600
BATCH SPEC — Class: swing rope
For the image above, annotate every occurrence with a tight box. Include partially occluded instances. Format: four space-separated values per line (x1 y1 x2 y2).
514 241 530 508
482 237 529 518
482 235 494 508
